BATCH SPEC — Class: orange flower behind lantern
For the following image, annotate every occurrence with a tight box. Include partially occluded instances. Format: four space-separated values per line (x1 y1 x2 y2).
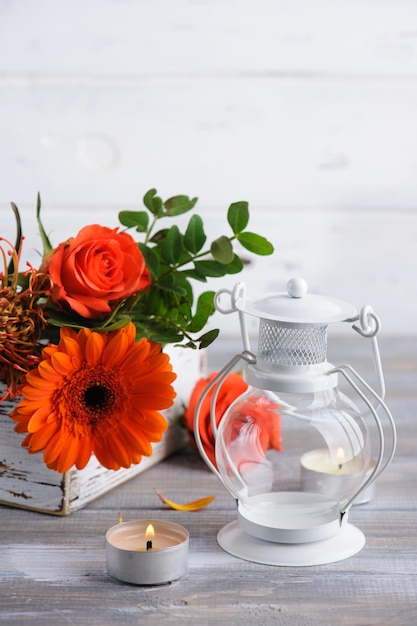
185 372 282 468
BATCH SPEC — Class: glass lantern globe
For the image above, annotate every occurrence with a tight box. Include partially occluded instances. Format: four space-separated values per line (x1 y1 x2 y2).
215 384 371 545
195 278 396 566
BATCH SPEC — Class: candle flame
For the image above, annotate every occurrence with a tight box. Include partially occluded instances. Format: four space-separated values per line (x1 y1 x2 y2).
336 448 345 463
145 523 155 539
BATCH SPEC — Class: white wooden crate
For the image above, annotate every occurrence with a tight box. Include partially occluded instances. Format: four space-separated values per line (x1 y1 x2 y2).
0 346 206 515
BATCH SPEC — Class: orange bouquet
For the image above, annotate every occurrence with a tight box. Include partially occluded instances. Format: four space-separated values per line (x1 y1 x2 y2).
1 189 274 473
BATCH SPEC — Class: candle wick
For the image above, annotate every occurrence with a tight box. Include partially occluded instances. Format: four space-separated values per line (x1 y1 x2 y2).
146 540 153 551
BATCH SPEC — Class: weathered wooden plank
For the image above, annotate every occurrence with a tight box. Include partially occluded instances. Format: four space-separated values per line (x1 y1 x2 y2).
0 511 416 626
1 0 417 78
2 77 417 211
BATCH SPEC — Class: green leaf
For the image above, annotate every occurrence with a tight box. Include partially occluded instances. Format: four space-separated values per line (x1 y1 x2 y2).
150 327 184 344
161 225 183 264
164 195 198 216
227 201 249 234
211 236 234 264
182 340 199 350
149 228 169 244
158 274 188 296
138 242 160 278
8 201 23 276
197 328 220 349
192 255 243 277
194 260 229 278
143 188 163 216
237 232 274 255
119 210 149 232
45 308 131 332
187 291 215 333
223 254 244 274
36 192 53 255
181 268 208 282
132 317 185 344
184 214 206 254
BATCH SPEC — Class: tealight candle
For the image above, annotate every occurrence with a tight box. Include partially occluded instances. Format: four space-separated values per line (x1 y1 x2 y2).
300 448 376 505
106 519 189 585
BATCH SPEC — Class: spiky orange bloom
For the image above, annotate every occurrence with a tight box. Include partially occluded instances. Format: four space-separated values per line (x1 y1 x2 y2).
0 237 51 401
10 323 177 473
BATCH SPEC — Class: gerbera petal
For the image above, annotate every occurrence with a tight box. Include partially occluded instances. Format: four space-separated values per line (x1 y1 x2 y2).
131 387 176 409
93 436 123 470
102 331 129 367
60 327 77 340
116 421 153 457
59 335 83 360
27 404 53 432
26 420 61 453
74 438 94 470
22 385 54 401
130 410 168 439
41 345 59 359
121 346 151 371
53 435 82 473
25 370 57 391
12 398 48 414
85 332 105 366
104 432 132 468
74 327 91 354
43 430 67 465
51 352 75 376
38 360 64 383
15 421 30 434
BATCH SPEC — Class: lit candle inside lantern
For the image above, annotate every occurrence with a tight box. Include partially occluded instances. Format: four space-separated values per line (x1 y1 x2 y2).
106 519 189 585
300 448 376 505
336 447 345 471
301 448 362 476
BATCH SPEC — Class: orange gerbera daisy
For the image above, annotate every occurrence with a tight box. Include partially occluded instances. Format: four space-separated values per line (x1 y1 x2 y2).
10 323 177 473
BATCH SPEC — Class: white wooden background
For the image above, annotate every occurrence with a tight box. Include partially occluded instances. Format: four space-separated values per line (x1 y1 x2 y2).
1 0 417 338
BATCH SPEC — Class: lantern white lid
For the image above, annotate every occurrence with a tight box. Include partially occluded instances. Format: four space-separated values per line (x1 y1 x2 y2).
235 278 357 324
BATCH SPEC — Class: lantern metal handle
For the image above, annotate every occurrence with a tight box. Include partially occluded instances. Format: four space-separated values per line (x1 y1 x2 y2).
327 363 397 515
193 350 256 488
214 283 251 351
349 305 385 400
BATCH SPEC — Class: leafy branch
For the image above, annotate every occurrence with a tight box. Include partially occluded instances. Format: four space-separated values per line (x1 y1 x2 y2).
118 189 274 349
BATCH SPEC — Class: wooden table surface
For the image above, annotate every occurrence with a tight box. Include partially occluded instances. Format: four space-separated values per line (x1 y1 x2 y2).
1 337 416 626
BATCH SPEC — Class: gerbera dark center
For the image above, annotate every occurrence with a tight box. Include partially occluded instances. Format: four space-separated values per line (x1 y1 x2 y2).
84 383 112 409
59 365 123 434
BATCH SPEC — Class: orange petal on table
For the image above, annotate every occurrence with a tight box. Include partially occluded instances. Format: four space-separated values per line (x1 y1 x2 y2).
154 488 215 511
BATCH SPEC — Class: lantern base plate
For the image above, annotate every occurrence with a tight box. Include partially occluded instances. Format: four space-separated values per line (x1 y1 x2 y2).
217 520 365 566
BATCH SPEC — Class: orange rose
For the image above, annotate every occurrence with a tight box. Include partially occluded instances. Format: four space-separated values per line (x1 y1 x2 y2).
44 225 150 318
185 371 249 467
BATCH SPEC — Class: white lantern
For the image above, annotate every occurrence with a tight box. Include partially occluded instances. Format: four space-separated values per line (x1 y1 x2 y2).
194 278 396 566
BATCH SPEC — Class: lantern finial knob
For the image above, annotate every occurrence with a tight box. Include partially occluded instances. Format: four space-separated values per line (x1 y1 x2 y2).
287 277 307 299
